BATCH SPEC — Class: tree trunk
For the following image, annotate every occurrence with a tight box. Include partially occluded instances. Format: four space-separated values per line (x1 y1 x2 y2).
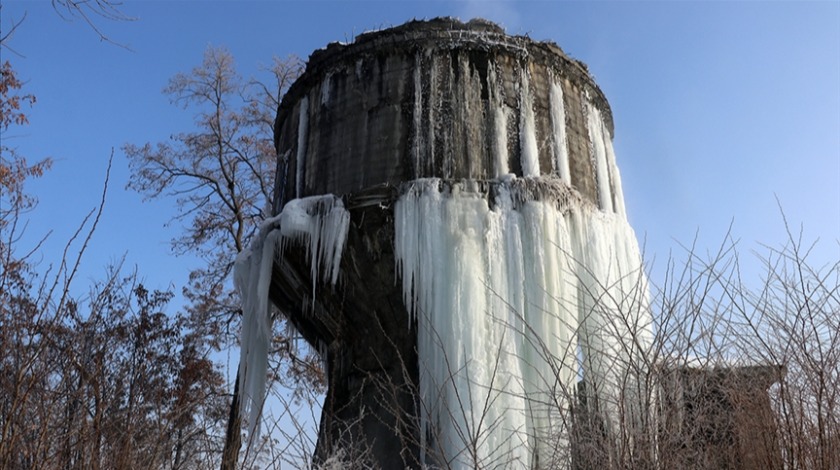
220 365 241 470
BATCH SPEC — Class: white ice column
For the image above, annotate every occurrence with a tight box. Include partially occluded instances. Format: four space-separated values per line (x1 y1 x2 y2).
396 180 600 468
396 173 651 468
396 181 532 467
587 103 614 214
488 63 510 178
549 78 571 184
295 96 310 198
519 72 540 177
571 208 651 437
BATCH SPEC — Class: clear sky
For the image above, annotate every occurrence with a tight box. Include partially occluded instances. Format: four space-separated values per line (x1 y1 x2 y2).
3 0 839 301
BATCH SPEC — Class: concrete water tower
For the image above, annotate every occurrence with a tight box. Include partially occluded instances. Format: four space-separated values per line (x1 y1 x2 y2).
239 18 652 468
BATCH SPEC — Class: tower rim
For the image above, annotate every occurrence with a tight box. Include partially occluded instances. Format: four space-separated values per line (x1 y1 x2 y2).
275 17 614 143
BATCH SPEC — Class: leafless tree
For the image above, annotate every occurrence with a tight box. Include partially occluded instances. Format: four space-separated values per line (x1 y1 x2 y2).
123 46 314 469
50 0 135 45
1 0 135 53
2 56 231 470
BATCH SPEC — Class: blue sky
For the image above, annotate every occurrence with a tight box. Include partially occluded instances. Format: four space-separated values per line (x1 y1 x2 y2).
3 1 839 301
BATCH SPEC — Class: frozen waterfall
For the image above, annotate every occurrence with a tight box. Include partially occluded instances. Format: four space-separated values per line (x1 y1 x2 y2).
395 177 651 468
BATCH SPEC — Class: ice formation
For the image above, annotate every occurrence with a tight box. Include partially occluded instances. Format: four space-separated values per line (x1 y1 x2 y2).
518 71 539 178
586 102 628 218
394 177 650 468
392 92 651 466
234 195 349 437
488 64 509 178
549 78 570 183
295 96 309 198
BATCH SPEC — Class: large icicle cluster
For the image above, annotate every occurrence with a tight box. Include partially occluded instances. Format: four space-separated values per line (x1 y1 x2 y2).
392 54 651 467
395 178 650 468
234 195 349 438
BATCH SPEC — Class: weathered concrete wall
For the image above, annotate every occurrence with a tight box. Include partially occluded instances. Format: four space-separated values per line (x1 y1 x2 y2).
656 365 785 470
274 17 616 213
267 188 420 466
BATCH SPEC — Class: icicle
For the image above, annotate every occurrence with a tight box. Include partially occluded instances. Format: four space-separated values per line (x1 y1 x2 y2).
395 176 650 469
320 72 333 106
572 207 651 437
604 133 627 220
235 215 282 440
587 103 614 213
278 195 350 301
488 62 510 177
519 70 539 177
550 78 571 183
235 194 349 441
427 57 438 177
412 51 424 178
296 96 310 198
355 59 363 80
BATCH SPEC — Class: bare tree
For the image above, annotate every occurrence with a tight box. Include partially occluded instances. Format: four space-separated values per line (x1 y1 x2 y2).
123 46 314 469
50 0 135 46
1 0 134 54
2 54 232 469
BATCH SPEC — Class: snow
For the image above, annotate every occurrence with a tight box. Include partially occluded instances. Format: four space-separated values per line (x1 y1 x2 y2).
394 176 651 468
235 194 349 440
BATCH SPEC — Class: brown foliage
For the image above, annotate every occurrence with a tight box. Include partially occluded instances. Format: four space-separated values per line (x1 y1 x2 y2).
0 59 229 470
0 60 50 228
0 61 35 129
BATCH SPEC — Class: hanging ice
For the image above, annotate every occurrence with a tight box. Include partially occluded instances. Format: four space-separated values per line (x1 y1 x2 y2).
585 102 630 220
519 71 540 178
395 176 651 468
549 78 570 184
234 194 349 439
295 96 310 198
488 62 510 178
